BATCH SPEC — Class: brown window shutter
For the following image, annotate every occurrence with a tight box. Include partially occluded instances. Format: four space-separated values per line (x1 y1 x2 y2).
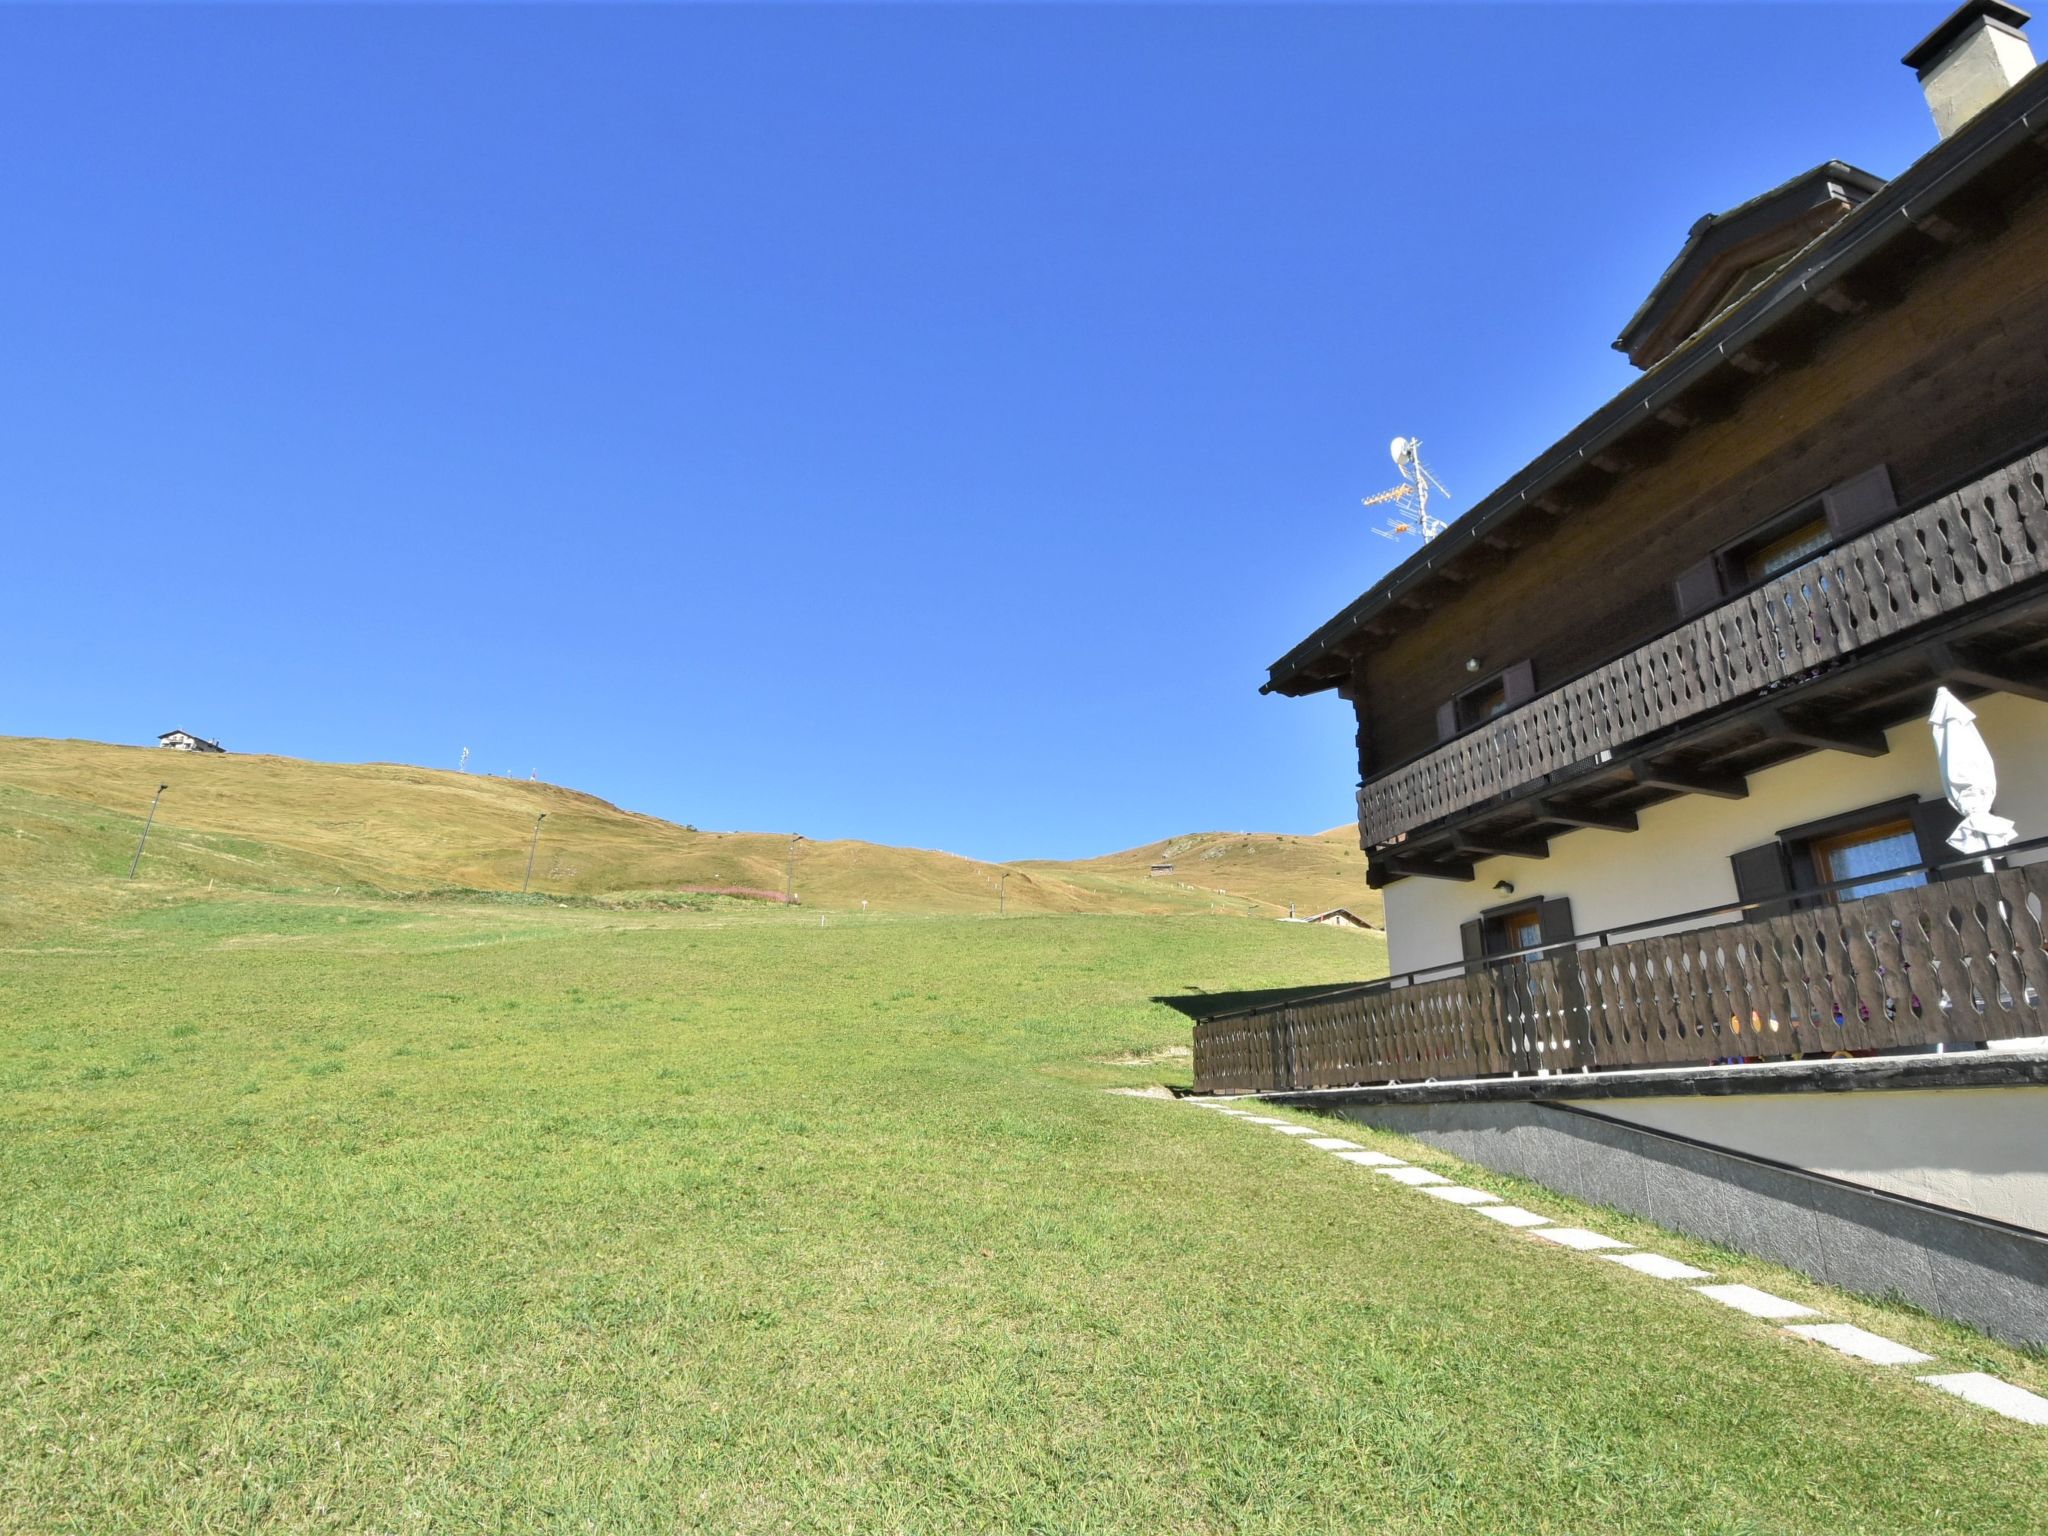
1909 797 1961 882
1821 464 1897 540
1536 896 1575 947
1500 659 1537 708
1436 698 1460 743
1674 557 1723 617
1729 842 1795 921
1459 917 1485 973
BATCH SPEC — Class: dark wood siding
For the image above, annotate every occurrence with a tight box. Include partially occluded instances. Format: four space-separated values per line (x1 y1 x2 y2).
1356 185 2048 772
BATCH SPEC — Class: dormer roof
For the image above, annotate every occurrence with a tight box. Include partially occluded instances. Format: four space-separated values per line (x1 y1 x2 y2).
1613 162 1887 370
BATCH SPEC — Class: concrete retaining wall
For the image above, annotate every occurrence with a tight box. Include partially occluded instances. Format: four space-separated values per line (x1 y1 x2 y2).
1332 1097 2048 1349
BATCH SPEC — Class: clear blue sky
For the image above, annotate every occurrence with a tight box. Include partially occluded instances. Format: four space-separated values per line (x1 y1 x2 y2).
3 4 1948 860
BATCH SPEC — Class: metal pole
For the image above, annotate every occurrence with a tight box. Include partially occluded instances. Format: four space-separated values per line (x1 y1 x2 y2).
128 783 169 879
785 834 801 904
999 870 1008 917
521 812 546 894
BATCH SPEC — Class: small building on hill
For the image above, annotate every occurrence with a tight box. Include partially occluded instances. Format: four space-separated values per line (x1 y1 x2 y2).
1148 861 1175 877
1281 907 1377 931
158 730 224 754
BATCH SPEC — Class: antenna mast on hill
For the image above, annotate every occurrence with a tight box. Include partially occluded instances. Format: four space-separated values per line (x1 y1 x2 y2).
1363 436 1451 543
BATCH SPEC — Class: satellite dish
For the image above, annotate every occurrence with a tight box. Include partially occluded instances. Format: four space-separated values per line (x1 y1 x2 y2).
1363 434 1452 544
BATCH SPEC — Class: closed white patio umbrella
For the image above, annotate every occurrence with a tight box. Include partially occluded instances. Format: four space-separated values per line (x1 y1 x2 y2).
1930 687 2017 859
1931 688 2044 1051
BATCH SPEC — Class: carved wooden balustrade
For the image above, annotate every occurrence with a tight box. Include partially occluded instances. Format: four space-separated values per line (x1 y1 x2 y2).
1358 447 2048 849
1192 860 2048 1094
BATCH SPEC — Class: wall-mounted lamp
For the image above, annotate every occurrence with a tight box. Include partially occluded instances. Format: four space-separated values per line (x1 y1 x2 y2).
1492 879 1515 895
1465 657 1482 673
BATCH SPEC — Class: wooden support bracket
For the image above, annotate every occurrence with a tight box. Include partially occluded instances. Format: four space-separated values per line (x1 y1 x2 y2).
1627 760 1750 799
1929 641 2048 704
1765 708 1890 757
1532 798 1640 833
1452 834 1551 862
1376 854 1476 883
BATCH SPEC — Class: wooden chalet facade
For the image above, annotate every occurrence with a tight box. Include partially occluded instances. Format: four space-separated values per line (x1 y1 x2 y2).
1197 2 2048 1096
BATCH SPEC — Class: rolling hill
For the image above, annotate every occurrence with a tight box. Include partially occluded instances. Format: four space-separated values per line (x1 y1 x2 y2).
1021 827 1377 923
0 737 1379 933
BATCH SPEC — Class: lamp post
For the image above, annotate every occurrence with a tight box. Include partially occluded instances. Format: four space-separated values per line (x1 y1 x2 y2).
998 869 1009 918
785 833 803 905
128 783 169 879
521 812 546 894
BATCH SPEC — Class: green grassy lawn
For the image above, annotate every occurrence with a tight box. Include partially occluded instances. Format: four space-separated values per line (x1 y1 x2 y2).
5 897 2046 1533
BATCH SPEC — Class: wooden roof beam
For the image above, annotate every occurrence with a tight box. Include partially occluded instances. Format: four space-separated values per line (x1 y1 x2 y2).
1452 833 1550 861
1531 798 1639 833
1914 189 2009 247
1929 639 2048 703
1764 707 1889 757
1377 854 1475 883
1626 759 1749 799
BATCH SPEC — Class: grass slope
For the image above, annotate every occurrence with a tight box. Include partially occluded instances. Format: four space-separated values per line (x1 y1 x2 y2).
4 894 2045 1533
1025 826 1381 925
0 737 1379 935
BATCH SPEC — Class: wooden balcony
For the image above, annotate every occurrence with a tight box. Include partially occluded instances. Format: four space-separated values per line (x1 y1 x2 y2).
1359 446 2048 866
1191 858 2048 1095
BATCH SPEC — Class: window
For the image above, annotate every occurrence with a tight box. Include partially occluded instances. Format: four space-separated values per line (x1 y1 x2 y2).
1459 896 1574 970
1730 797 1946 920
1809 818 1924 903
1737 514 1831 583
1457 678 1510 730
1435 660 1535 743
1484 902 1545 957
1671 466 1897 618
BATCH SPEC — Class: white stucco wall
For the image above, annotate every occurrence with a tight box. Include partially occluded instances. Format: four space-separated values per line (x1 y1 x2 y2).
1576 1084 2048 1234
1381 690 2048 977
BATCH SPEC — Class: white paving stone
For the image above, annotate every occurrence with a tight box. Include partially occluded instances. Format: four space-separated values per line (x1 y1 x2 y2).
1692 1284 1819 1319
1242 1117 1293 1126
1331 1150 1407 1167
1305 1137 1362 1150
1473 1205 1552 1227
1270 1125 1320 1136
1784 1324 1931 1366
1531 1227 1633 1251
1916 1372 2048 1425
1379 1166 1451 1186
1420 1185 1500 1205
1601 1252 1711 1281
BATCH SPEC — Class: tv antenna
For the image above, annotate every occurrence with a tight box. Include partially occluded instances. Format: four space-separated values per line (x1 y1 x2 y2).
1363 435 1451 543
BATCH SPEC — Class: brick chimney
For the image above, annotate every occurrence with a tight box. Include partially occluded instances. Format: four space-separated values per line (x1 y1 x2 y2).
1904 1 2037 138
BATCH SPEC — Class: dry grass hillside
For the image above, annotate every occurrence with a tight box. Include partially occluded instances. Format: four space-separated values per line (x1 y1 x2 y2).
1023 828 1380 925
0 737 1378 932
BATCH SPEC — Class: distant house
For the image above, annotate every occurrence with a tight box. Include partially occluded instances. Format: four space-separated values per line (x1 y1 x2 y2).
1148 861 1175 877
1281 907 1377 931
158 730 224 754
